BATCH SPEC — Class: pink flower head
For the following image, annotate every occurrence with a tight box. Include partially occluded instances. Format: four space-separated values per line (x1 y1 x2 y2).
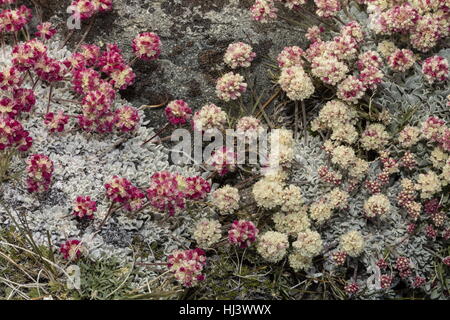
216 72 247 101
277 46 304 68
109 64 135 90
0 116 32 152
357 51 382 71
341 21 364 43
314 0 341 18
165 100 192 125
146 171 186 216
387 49 416 72
422 55 449 83
0 66 22 91
13 88 36 114
0 5 32 33
442 256 450 267
228 220 259 248
224 42 256 69
380 275 393 289
12 39 47 72
35 22 57 40
395 256 411 272
167 248 207 287
205 146 237 176
44 110 69 133
359 66 384 90
184 176 211 200
114 105 140 132
331 251 348 265
422 116 446 142
337 75 366 103
34 55 67 82
73 195 97 219
26 154 54 193
250 0 278 23
104 176 135 204
344 282 359 295
70 0 97 20
97 43 126 74
306 25 324 43
132 32 161 61
60 239 83 261
72 68 102 95
82 89 113 117
124 185 147 212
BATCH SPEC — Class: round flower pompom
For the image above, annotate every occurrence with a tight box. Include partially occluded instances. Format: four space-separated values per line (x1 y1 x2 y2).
228 220 259 248
192 104 227 133
337 75 366 103
340 230 365 257
289 252 312 271
35 22 57 40
165 100 192 125
422 56 449 84
387 49 416 72
193 219 222 248
306 26 324 43
104 176 135 204
235 116 264 141
314 0 341 18
224 42 256 69
252 177 284 209
278 66 315 101
73 196 97 219
60 239 83 261
277 46 304 68
205 146 237 176
184 176 211 200
257 231 289 263
292 230 323 258
398 125 421 148
211 185 240 215
146 171 186 216
250 0 278 23
357 51 382 71
44 110 69 133
311 54 349 85
0 116 33 152
26 154 54 193
167 248 206 287
360 123 390 151
132 32 161 61
109 64 136 90
364 194 391 219
114 105 140 132
216 72 247 101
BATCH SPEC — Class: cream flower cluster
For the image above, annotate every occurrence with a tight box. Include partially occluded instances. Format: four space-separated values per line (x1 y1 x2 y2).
281 184 304 213
311 54 349 85
211 185 240 215
192 104 227 133
337 75 366 103
398 125 421 148
273 210 310 235
216 72 247 102
193 219 222 248
339 230 365 257
224 42 256 69
292 229 323 258
252 176 284 209
415 171 442 199
257 231 289 263
268 128 294 167
278 66 315 101
277 46 304 68
364 194 391 219
360 123 390 151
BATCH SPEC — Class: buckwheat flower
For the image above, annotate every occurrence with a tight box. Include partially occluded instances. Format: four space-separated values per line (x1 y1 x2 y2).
0 98 16 118
26 154 54 193
211 185 240 215
0 116 32 152
13 88 36 114
415 171 442 199
60 239 83 261
421 116 446 142
97 44 126 74
216 72 247 101
146 171 185 216
35 22 57 40
192 104 227 133
257 231 289 263
72 68 102 95
79 44 101 67
314 0 341 18
318 166 342 185
235 116 264 141
165 100 192 125
277 46 304 68
337 76 366 103
357 51 382 70
250 0 278 23
422 55 449 83
430 147 448 169
387 49 416 72
73 196 97 219
330 123 359 144
44 110 69 133
132 32 161 61
332 251 348 265
273 210 310 235
309 201 333 224
341 21 364 43
224 42 256 69
34 55 67 82
377 40 397 58
398 125 421 148
12 39 47 71
82 89 113 117
327 188 349 210
184 176 211 200
331 145 357 169
395 256 411 272
281 185 304 213
442 159 450 185
289 252 312 271
114 105 140 132
329 35 358 61
109 64 136 90
123 186 146 212
345 282 359 295
410 15 441 52
193 219 222 248
0 5 32 33
105 176 134 204
364 194 391 219
442 257 450 267
311 54 349 86
311 100 357 131
306 25 324 43
269 128 295 166
0 66 22 91
167 248 206 287
360 123 390 151
278 66 315 101
340 230 365 257
205 146 237 176
228 220 259 248
292 230 323 258
252 177 284 209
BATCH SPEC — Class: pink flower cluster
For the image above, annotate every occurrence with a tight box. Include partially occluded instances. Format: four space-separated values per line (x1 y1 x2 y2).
250 0 278 23
314 0 341 18
69 0 113 20
73 195 97 219
224 42 256 69
0 116 32 152
44 110 69 133
228 220 259 248
104 176 145 212
422 55 449 83
146 171 186 216
277 46 304 68
205 146 237 176
395 256 412 278
422 116 449 151
35 22 57 40
387 49 416 72
167 248 207 287
165 100 192 125
60 239 83 261
184 176 211 201
132 32 161 61
216 72 247 101
26 154 54 193
0 5 31 33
